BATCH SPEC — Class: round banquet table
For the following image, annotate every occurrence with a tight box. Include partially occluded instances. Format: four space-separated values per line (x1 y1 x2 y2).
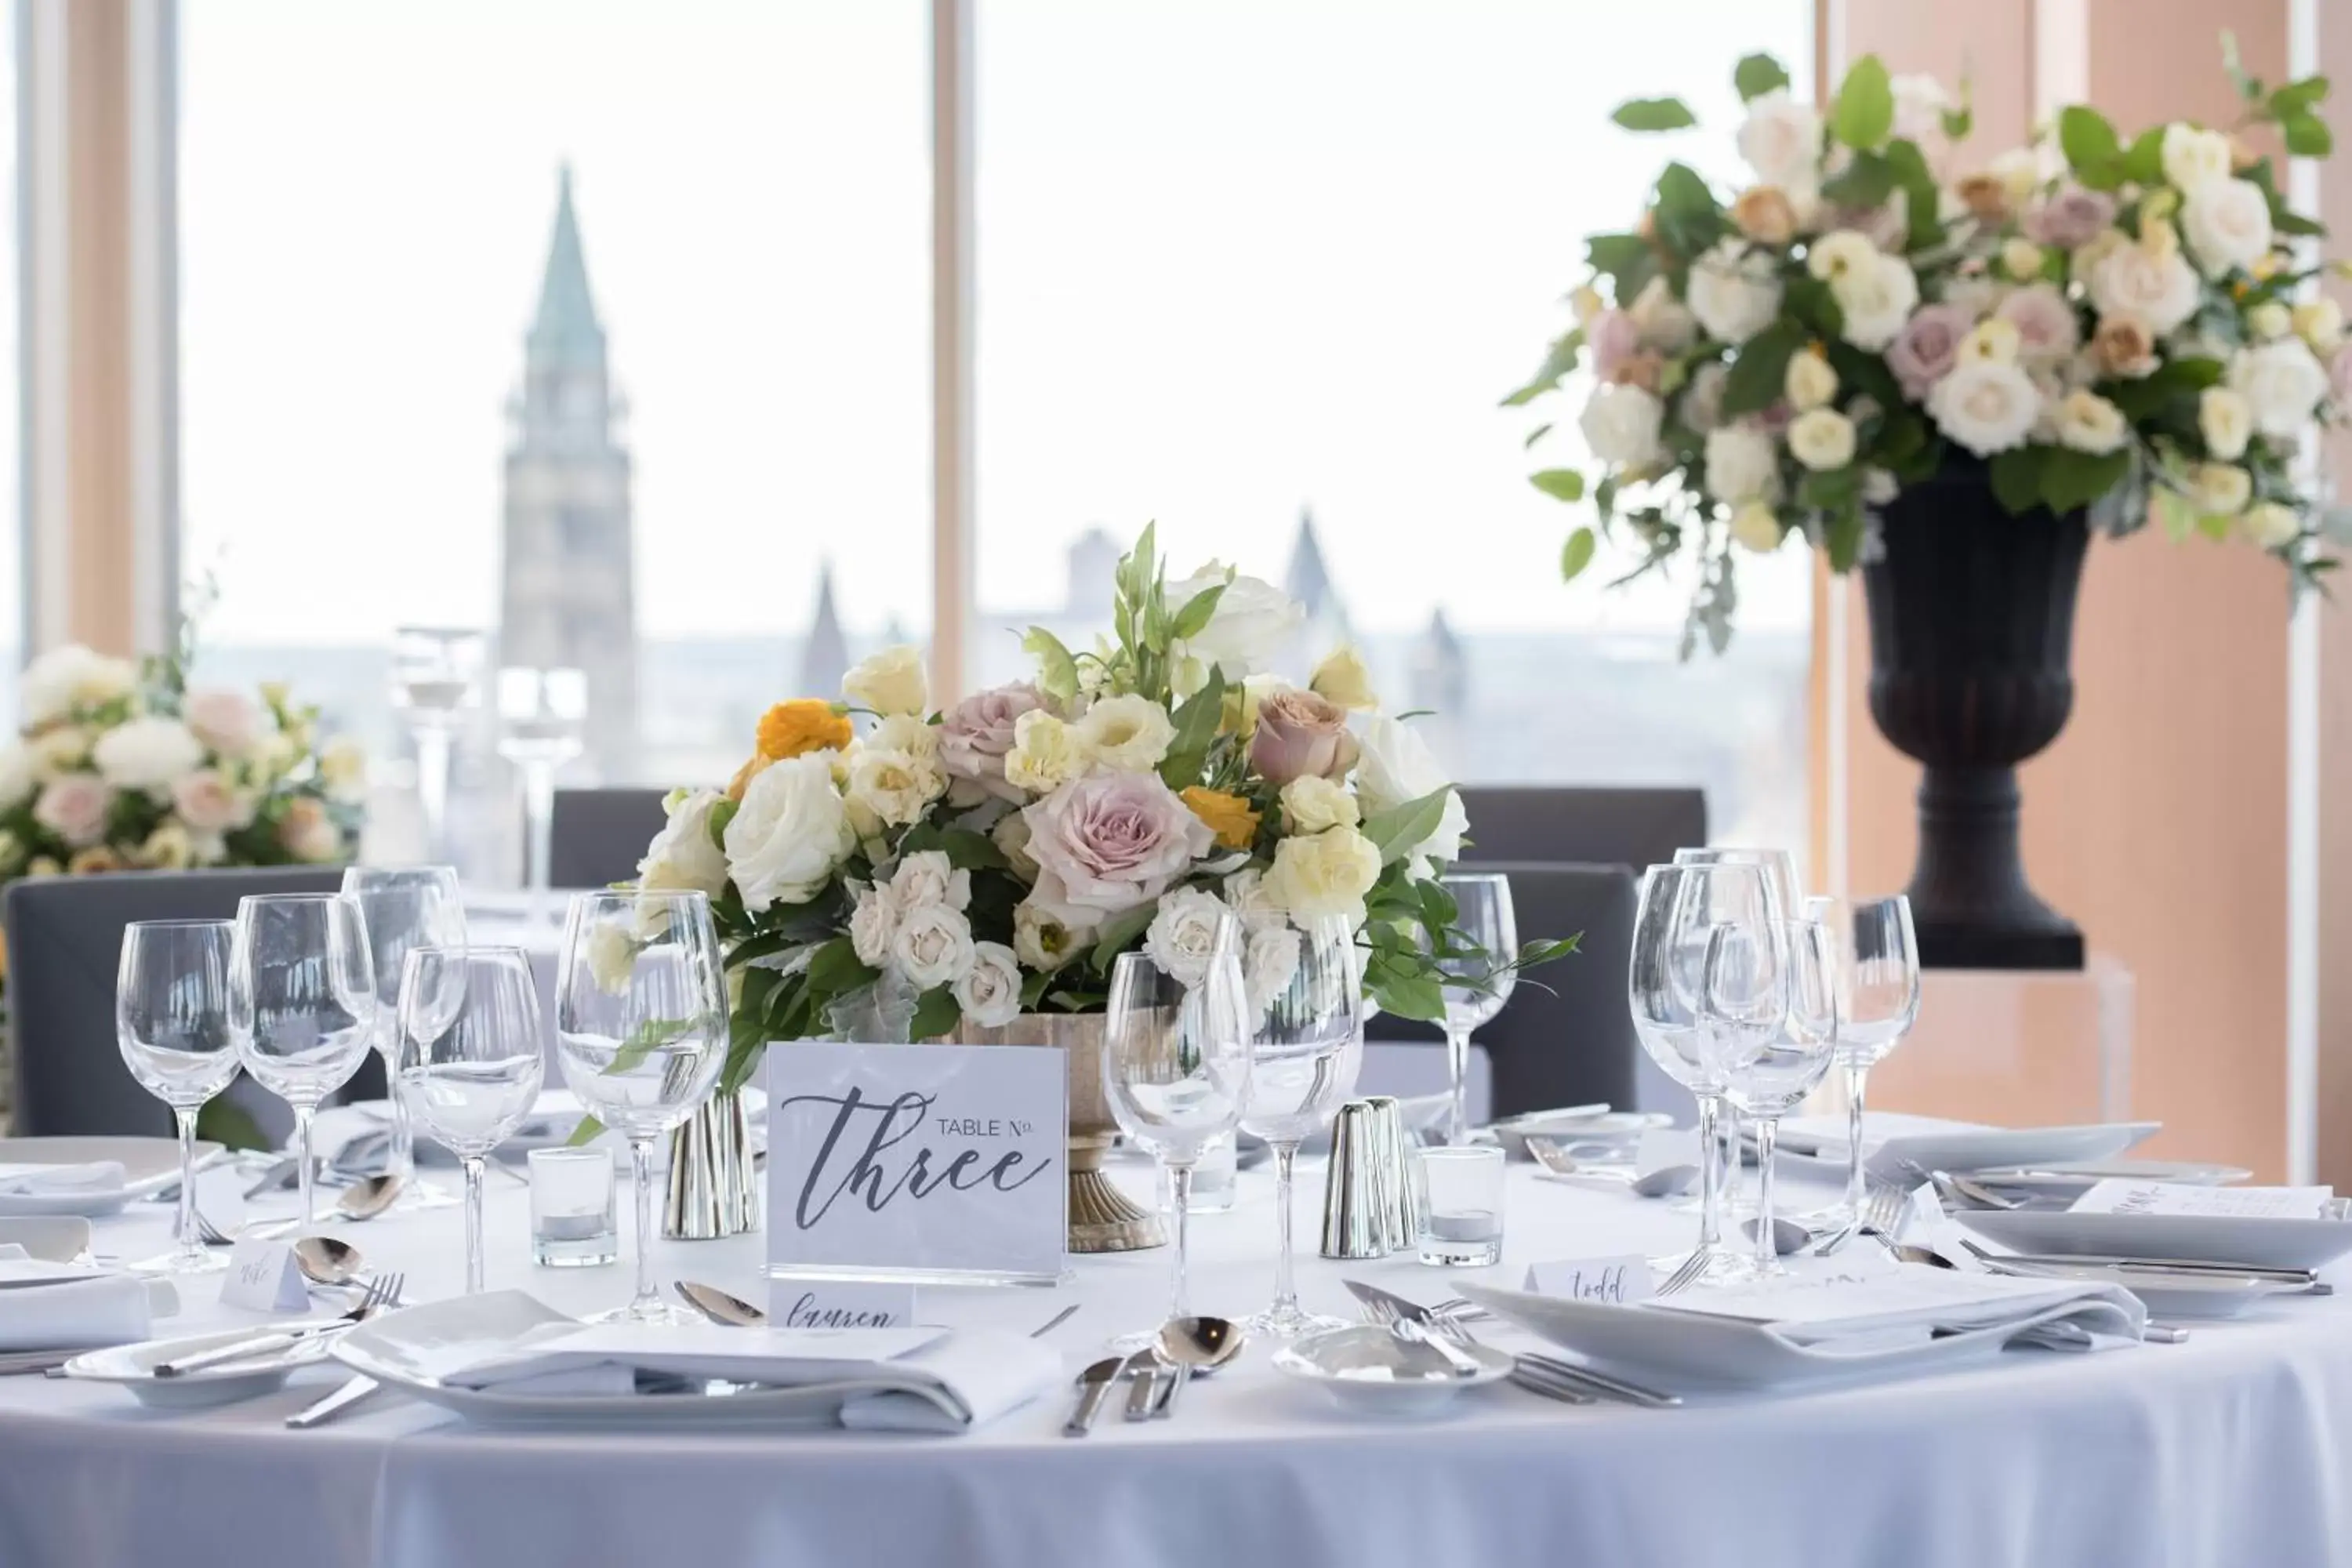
2 1152 2349 1568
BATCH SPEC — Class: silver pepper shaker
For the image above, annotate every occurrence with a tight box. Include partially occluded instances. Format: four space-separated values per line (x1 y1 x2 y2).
1319 1101 1392 1259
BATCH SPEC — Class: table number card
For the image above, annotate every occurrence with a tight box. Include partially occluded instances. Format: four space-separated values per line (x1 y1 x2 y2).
221 1238 310 1312
765 1040 1067 1287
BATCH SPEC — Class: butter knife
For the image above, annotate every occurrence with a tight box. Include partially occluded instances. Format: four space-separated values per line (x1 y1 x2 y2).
285 1374 381 1428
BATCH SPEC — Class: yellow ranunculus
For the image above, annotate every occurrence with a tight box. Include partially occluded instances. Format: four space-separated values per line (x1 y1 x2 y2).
757 699 852 761
1182 786 1261 851
1308 647 1378 712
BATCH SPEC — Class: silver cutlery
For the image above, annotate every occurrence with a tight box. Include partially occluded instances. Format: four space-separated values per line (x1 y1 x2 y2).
241 1155 303 1200
1631 1163 1700 1199
1143 1315 1240 1418
153 1272 404 1377
1063 1355 1131 1437
285 1374 383 1428
1929 1171 2031 1210
1513 1350 1682 1408
673 1279 766 1326
1388 1315 1483 1377
1955 1238 2320 1285
1506 1365 1595 1405
1348 1277 1680 1406
1820 1180 1912 1258
1653 1251 1711 1298
1031 1302 1083 1338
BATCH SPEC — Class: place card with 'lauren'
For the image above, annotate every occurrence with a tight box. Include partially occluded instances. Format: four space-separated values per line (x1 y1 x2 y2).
1523 1254 1654 1305
220 1237 310 1312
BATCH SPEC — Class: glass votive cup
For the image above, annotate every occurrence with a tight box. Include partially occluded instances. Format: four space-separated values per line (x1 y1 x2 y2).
1414 1145 1504 1266
529 1145 617 1268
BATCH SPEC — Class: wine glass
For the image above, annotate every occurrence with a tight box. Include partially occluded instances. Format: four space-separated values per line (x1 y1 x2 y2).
231 893 377 1232
498 666 589 924
397 946 546 1294
1238 915 1363 1338
340 864 467 1210
554 888 728 1324
115 920 242 1274
1103 929 1253 1352
390 626 486 864
1718 919 1832 1277
1420 872 1517 1145
1806 894 1922 1223
1672 848 1801 1214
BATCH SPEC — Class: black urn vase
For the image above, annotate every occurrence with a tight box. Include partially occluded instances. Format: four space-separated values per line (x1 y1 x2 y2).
1860 455 2087 970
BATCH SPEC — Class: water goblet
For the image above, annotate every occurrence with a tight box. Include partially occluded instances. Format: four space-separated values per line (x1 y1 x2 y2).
115 920 243 1274
1674 848 1802 1215
498 666 588 924
231 893 377 1232
341 864 467 1210
390 626 486 863
1715 920 1831 1277
1806 895 1921 1224
1419 872 1516 1145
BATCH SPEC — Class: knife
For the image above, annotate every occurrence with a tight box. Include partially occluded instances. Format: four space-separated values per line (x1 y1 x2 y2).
1958 1240 2318 1283
1062 1356 1126 1437
285 1374 382 1428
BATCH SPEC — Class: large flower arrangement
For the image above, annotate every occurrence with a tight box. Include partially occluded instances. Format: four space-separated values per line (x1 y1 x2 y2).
615 527 1572 1101
1512 43 2343 650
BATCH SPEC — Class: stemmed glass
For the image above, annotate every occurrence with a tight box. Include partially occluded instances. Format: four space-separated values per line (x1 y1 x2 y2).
397 946 546 1294
115 920 242 1274
1717 918 1834 1276
1421 873 1517 1145
1806 895 1922 1223
498 666 589 924
1238 915 1363 1338
1671 848 1800 1213
390 626 486 865
231 893 377 1232
554 889 728 1325
1103 929 1254 1352
341 865 467 1210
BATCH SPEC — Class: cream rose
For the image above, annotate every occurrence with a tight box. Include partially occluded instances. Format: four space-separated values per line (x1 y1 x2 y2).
1144 886 1234 989
182 688 263 757
1703 423 1782 506
1928 360 2041 456
1577 383 1664 468
848 745 946 828
1787 408 1857 471
1729 502 1784 554
1831 254 1920 352
278 797 343 862
723 750 855 912
890 848 971 913
843 644 928 718
584 917 639 995
848 880 899 967
2228 339 2329 437
2089 241 2201 335
20 645 136 728
1784 350 1838 412
2181 178 2273 276
2091 314 2161 379
2189 462 2252 517
169 768 254 833
91 717 203 792
1686 238 1784 347
2244 502 2302 549
891 903 977 990
1004 710 1088 794
1308 646 1377 711
2000 238 2045 281
2161 122 2234 192
1243 924 1305 1016
2053 390 2129 455
318 735 368 804
952 941 1024 1029
1281 775 1360 834
1263 827 1382 927
1075 694 1176 773
2293 297 2346 354
1679 362 1730 434
1627 275 1697 353
2249 301 2293 341
2199 386 2254 460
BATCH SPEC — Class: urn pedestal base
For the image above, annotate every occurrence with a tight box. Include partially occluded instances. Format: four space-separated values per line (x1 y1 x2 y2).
1906 765 2084 971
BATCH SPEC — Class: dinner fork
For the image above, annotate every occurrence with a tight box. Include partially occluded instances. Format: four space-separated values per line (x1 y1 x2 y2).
1653 1250 1710 1298
154 1271 405 1378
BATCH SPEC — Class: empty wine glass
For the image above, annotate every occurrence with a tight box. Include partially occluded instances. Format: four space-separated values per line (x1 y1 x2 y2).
1673 847 1801 1215
1421 872 1517 1145
341 864 467 1210
499 666 589 924
1239 915 1363 1338
115 920 242 1274
554 889 728 1325
1718 919 1831 1277
397 946 546 1294
390 626 486 864
1103 929 1253 1352
231 893 377 1232
1807 894 1922 1224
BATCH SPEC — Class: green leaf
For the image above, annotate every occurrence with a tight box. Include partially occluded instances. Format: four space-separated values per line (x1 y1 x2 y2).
805 935 880 994
1021 626 1080 708
2039 448 2132 514
1501 330 1584 408
1156 664 1227 789
1585 233 1650 277
1560 526 1598 583
1360 785 1456 865
565 1114 607 1149
1820 151 1894 209
2284 113 2332 158
705 798 739 855
1522 423 1552 449
909 985 961 1043
1989 447 2046 515
1018 969 1054 1009
1366 965 1445 1023
2222 31 2260 103
2154 486 2198 542
1650 162 1723 256
1168 583 1226 643
1940 103 1973 143
1832 56 1894 149
2119 125 2166 187
1733 53 1790 103
2272 75 2332 117
1720 320 1808 418
2195 510 2234 543
600 1016 691 1078
2057 105 2121 176
1822 503 1866 572
1530 469 1585 503
1088 903 1159 975
1612 96 1697 132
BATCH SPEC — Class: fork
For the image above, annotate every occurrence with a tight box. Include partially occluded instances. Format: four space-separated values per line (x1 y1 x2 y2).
154 1271 405 1378
195 1208 238 1247
1653 1250 1710 1298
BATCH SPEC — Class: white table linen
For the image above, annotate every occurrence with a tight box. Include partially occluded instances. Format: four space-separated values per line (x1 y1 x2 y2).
2 1156 2349 1568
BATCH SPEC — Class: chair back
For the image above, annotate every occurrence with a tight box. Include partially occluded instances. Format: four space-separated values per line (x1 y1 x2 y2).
1455 786 1705 877
549 787 668 890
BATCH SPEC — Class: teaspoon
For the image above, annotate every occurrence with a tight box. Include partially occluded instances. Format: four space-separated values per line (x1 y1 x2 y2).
292 1235 367 1288
1144 1315 1246 1418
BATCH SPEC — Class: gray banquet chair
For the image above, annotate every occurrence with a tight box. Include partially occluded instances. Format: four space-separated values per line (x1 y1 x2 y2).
1455 786 1705 876
548 786 668 890
5 867 354 1137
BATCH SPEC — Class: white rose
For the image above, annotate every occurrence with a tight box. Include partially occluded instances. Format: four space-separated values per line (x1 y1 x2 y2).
848 880 900 968
2244 501 2302 549
1704 423 1782 506
848 745 946 827
1014 899 1087 971
1889 74 1950 143
2292 297 2345 354
1927 359 2042 456
2228 339 2329 437
1243 924 1305 1016
843 644 928 718
2189 462 2252 517
1280 774 1360 834
1679 362 1730 434
2199 386 2253 460
91 717 203 791
1806 229 1879 282
1144 886 1233 989
891 903 976 990
2180 178 2273 277
2089 241 2201 335
1262 827 1382 927
1729 502 1784 553
584 917 639 996
952 941 1025 1029
889 848 971 913
1686 239 1784 347
1164 562 1305 679
1074 693 1176 772
181 688 263 757
2161 122 2234 193
1004 710 1089 794
0 745 33 811
1736 89 1824 188
2001 238 2045 280
1959 318 2023 366
20 645 136 728
1577 383 1664 468
1784 349 1838 412
723 750 855 912
1221 866 1290 933
1787 408 1857 471
1356 715 1467 870
1627 275 1696 353
2248 301 2293 341
2053 390 2129 455
1831 254 1920 351
637 786 731 900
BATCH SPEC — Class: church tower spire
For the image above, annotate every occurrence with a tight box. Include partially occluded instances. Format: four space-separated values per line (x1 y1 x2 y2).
799 561 851 700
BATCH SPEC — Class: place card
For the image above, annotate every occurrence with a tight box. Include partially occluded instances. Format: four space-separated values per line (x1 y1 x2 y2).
768 1279 919 1329
1524 1254 1653 1305
220 1237 310 1312
2069 1181 2335 1220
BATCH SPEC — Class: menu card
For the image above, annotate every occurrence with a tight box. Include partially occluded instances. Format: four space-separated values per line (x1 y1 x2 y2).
2068 1181 2335 1220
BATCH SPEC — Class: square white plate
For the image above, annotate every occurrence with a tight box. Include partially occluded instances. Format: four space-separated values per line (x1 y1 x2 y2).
1954 1207 2352 1272
0 1137 220 1217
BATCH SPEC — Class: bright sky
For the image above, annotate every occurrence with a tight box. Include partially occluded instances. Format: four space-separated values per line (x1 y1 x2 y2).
179 0 1813 646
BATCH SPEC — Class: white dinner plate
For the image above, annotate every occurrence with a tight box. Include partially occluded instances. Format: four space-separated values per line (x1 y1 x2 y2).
1490 1107 1670 1160
1864 1123 2162 1183
1272 1325 1512 1415
0 1215 92 1262
1954 1208 2352 1272
64 1323 343 1409
1978 1258 2300 1319
1964 1160 2252 1199
1454 1281 2143 1393
0 1137 217 1217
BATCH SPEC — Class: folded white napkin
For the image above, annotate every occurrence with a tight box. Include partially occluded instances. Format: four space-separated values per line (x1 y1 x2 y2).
0 1162 126 1196
1646 1258 2146 1346
0 1272 158 1352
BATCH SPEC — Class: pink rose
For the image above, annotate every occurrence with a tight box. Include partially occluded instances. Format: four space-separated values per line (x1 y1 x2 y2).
1888 303 1973 400
1019 771 1214 927
1588 310 1639 381
171 768 256 833
278 797 343 862
182 687 263 757
1995 284 2081 365
2023 183 2117 250
32 775 113 848
1249 689 1359 785
938 682 1042 802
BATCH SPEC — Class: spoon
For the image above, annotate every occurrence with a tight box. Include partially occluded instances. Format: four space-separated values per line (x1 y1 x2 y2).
292 1235 367 1289
245 1174 408 1240
1632 1163 1700 1199
1740 1215 1811 1257
675 1279 765 1327
1145 1315 1246 1418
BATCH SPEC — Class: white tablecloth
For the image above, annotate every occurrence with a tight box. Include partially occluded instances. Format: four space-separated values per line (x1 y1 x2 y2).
2 1155 2348 1568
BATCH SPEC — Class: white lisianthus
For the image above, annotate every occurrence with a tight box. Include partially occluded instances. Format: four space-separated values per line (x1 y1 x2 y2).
1686 238 1784 346
1144 886 1234 989
1627 275 1697 353
20 645 137 728
1164 562 1305 678
1355 715 1468 870
2228 339 2330 437
1280 774 1360 834
848 745 946 828
1784 350 1838 412
1243 924 1304 1015
318 735 368 804
2199 386 2254 460
0 745 32 811
1729 502 1784 554
1014 899 1087 971
2180 179 2274 277
2089 241 2201 334
1889 73 1950 143
993 810 1040 882
1927 360 2042 456
1004 710 1089 794
2001 238 2045 281
890 848 972 913
1806 229 1880 281
1960 318 2024 365
952 941 1025 1029
27 726 89 782
723 750 855 913
637 786 731 900
2244 501 2302 549
1862 468 1900 505
1577 383 1664 468
1737 90 1825 188
584 918 639 995
2248 301 2294 341
848 880 900 968
91 717 203 791
1787 408 1857 471
2161 122 2234 193
1263 828 1382 927
891 903 976 990
842 644 927 718
1679 362 1730 434
2189 462 2253 517
1308 646 1377 711
2053 390 2129 455
1074 693 1176 772
2292 297 2345 354
1703 423 1782 506
1831 254 1920 351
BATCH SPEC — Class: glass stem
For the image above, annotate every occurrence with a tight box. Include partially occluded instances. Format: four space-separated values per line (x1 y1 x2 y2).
1270 1142 1300 1316
463 1156 487 1294
1694 1094 1722 1251
524 759 557 924
172 1106 201 1263
1444 1029 1470 1145
295 1107 317 1231
1844 1061 1869 1223
630 1136 659 1315
384 1032 416 1185
414 725 452 862
1720 1104 1742 1218
1167 1161 1195 1323
1753 1116 1780 1274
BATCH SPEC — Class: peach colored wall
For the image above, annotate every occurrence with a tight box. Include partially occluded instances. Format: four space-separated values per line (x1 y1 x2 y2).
2318 2 2352 1192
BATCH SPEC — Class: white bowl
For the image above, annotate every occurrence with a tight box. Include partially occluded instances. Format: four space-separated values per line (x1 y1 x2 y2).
1272 1324 1512 1416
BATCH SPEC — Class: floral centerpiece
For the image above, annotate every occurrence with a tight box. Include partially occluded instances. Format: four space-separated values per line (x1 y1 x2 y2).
1508 42 2340 967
